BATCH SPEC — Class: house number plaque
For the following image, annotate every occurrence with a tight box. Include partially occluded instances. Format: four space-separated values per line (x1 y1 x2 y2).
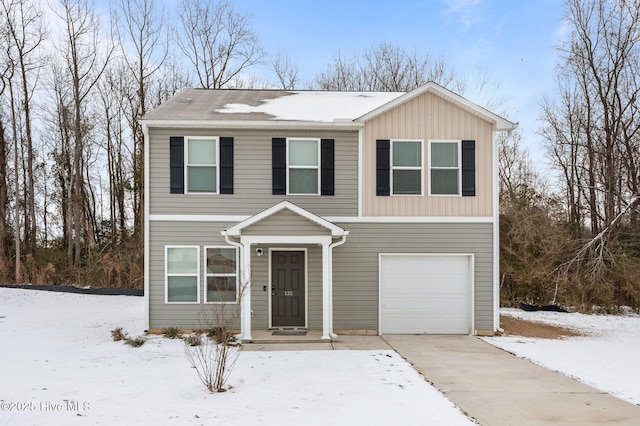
284 291 293 296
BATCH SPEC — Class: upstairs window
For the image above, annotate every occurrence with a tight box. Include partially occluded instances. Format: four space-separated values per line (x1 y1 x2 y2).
186 137 218 193
170 136 233 195
288 138 320 195
391 140 423 195
430 141 460 195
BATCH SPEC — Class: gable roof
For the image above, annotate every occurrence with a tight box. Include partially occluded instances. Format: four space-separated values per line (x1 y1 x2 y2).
355 82 516 131
222 200 348 238
141 83 516 131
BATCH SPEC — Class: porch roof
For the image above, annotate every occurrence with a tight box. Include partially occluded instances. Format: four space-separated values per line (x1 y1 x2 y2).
221 200 349 238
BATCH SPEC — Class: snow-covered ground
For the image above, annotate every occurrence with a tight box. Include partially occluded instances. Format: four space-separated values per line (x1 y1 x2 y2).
484 308 640 406
0 288 473 425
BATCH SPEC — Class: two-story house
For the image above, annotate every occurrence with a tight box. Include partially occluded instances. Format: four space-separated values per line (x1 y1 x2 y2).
141 82 516 340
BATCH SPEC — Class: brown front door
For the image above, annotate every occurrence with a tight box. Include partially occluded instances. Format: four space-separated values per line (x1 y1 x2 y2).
271 251 305 328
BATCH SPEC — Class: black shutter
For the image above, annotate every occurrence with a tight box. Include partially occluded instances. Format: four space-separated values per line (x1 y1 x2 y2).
272 138 286 195
219 137 234 194
169 136 184 194
376 139 390 196
462 140 476 196
321 139 335 196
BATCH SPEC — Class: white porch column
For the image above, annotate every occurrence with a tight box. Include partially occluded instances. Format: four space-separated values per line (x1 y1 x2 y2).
241 243 252 341
321 242 331 340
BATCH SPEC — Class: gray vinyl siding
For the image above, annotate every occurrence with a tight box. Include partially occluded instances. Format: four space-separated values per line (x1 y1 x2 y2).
332 222 494 332
242 209 331 236
148 221 324 330
149 219 494 332
148 220 237 330
148 128 358 216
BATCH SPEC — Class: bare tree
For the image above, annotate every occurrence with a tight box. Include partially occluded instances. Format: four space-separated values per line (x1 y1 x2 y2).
176 0 264 89
1 0 45 260
53 0 113 269
271 51 298 90
112 0 168 242
539 0 640 307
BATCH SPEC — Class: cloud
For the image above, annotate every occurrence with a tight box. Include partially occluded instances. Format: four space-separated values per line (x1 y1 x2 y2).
442 0 483 30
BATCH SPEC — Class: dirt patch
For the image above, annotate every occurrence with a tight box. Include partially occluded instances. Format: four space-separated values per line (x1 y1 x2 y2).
499 315 583 339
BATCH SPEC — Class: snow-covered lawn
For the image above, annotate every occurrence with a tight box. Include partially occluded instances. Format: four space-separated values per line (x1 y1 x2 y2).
0 288 473 425
484 308 640 406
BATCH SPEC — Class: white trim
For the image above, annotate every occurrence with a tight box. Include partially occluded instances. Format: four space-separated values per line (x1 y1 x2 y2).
355 82 517 132
357 129 363 217
140 119 364 131
428 140 462 197
241 235 332 246
203 246 239 304
324 216 494 223
143 124 150 330
391 139 424 196
378 253 475 335
185 136 219 194
493 132 500 332
151 214 247 222
268 248 309 330
286 137 321 195
223 200 348 237
165 245 200 304
150 213 494 224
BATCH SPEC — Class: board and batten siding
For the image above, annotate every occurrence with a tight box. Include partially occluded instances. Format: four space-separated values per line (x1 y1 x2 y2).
332 222 494 333
362 90 495 217
148 128 358 217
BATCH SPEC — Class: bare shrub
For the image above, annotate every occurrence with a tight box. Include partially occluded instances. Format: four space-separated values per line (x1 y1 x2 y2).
184 264 245 393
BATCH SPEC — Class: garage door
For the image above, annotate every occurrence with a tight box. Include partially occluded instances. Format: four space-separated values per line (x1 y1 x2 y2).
379 254 471 334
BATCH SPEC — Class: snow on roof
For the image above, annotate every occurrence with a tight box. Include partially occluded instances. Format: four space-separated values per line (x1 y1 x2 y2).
140 89 404 124
215 91 404 122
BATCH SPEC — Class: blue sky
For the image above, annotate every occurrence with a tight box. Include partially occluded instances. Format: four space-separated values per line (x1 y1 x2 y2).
234 0 567 163
148 0 566 162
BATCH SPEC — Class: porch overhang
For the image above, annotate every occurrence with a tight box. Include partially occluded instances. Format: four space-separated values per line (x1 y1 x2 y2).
221 201 349 342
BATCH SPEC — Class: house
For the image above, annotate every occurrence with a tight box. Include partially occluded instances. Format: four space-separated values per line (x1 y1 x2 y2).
140 82 516 340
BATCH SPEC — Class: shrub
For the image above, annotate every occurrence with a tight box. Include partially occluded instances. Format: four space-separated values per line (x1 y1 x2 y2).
124 336 146 347
111 327 128 341
183 334 202 347
162 327 182 339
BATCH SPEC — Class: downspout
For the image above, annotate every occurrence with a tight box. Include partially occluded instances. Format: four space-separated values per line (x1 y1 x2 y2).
223 231 246 339
493 125 517 334
328 234 348 338
142 123 150 332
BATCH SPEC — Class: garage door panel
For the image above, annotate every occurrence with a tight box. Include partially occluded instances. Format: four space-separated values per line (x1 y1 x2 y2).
380 254 471 334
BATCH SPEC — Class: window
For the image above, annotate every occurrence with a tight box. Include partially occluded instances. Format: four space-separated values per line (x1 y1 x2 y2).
430 141 461 195
170 136 234 194
287 138 320 194
166 246 199 303
186 137 218 193
205 247 238 303
391 140 423 195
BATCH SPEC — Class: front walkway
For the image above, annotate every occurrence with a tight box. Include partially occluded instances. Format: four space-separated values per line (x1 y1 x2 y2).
383 335 640 426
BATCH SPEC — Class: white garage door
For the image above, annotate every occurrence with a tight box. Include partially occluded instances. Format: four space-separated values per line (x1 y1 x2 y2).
380 254 472 334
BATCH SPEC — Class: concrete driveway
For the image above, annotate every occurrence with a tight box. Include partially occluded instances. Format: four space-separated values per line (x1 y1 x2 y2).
382 335 640 426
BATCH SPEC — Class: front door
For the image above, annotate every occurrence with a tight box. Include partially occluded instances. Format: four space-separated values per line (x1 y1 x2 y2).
271 251 306 328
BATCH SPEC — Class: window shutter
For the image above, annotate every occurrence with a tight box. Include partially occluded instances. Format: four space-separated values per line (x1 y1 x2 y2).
219 137 234 194
376 139 390 196
321 139 335 196
272 138 286 195
169 136 184 194
462 140 476 196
